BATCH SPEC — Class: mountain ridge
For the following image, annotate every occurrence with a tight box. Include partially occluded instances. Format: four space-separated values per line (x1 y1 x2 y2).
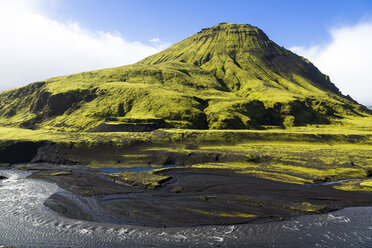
0 23 369 131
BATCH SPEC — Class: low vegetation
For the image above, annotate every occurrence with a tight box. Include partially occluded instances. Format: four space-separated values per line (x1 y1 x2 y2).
0 115 371 188
109 171 170 189
185 208 257 218
0 23 371 195
0 23 369 132
333 179 372 191
40 170 74 177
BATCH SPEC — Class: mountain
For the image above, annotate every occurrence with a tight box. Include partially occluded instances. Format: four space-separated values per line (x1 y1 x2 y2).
0 23 369 131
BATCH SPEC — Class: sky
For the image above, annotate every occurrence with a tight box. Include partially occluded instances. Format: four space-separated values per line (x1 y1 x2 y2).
0 0 372 106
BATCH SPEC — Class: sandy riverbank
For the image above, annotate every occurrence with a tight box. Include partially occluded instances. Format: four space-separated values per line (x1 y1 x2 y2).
26 165 372 227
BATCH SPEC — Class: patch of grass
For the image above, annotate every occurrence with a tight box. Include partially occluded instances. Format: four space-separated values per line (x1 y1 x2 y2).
110 171 170 189
333 179 372 191
241 170 310 185
82 190 95 195
188 140 371 184
41 170 74 176
48 171 74 176
186 208 257 218
288 202 326 213
265 163 368 183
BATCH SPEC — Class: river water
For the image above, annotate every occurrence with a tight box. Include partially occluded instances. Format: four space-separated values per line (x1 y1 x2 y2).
0 169 371 247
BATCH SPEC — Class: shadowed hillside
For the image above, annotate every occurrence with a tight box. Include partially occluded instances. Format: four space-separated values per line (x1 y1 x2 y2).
0 23 369 131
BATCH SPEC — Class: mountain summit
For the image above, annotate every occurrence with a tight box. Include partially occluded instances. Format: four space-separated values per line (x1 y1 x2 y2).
140 23 340 95
0 23 369 131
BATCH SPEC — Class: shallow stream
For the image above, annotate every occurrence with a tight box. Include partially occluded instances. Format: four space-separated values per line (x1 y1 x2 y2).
0 169 371 247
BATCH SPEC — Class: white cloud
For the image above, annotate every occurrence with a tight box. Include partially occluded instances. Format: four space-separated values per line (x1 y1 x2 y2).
290 21 372 106
150 38 161 43
0 0 166 90
149 37 171 50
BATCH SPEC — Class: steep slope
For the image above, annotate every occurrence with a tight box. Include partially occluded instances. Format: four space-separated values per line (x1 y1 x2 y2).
140 23 340 98
0 23 369 131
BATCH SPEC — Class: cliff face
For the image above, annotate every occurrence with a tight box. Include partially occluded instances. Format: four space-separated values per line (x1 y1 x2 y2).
0 23 368 131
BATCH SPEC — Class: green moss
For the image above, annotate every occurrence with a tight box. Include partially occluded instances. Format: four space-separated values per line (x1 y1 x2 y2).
334 179 372 191
265 163 368 183
44 170 74 176
289 202 326 213
361 180 372 187
110 171 170 189
82 190 95 195
0 24 369 131
241 170 310 185
283 115 295 128
186 208 257 218
0 119 370 187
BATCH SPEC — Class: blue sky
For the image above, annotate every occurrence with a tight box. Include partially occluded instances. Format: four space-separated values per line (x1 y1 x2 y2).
0 0 371 105
50 0 372 48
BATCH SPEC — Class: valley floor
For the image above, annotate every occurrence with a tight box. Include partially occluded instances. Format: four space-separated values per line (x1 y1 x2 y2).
0 116 371 225
23 164 372 227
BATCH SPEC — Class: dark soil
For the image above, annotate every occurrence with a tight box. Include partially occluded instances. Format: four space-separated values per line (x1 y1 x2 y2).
29 166 372 227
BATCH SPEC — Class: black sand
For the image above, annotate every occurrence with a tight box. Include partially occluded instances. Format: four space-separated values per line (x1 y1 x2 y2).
28 166 372 227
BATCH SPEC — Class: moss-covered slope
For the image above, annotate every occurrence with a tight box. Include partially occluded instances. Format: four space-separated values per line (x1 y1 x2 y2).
0 23 369 131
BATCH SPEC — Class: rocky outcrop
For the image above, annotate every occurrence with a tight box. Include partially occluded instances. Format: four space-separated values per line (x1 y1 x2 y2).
0 141 46 164
0 141 73 164
88 123 162 132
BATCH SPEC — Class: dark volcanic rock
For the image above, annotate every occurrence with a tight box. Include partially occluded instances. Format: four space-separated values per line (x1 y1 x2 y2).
0 141 46 164
88 123 162 132
0 141 73 164
31 141 75 164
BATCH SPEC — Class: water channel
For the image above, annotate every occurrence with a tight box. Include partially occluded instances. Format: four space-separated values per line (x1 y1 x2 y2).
0 168 371 247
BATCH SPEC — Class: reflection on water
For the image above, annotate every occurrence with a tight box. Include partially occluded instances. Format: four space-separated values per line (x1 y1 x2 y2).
0 169 371 247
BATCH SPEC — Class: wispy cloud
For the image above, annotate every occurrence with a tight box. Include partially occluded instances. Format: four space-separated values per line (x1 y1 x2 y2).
0 0 167 90
290 21 372 106
149 37 172 50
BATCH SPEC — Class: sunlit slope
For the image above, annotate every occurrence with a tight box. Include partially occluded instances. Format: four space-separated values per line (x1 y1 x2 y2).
140 23 340 99
0 23 369 131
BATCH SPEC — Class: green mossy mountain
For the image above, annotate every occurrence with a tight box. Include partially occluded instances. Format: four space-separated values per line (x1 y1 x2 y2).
0 23 369 131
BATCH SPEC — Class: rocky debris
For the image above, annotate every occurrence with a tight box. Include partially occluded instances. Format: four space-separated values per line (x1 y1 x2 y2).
31 142 74 164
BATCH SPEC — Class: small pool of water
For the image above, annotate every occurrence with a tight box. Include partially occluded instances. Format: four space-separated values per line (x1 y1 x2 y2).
93 165 181 174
